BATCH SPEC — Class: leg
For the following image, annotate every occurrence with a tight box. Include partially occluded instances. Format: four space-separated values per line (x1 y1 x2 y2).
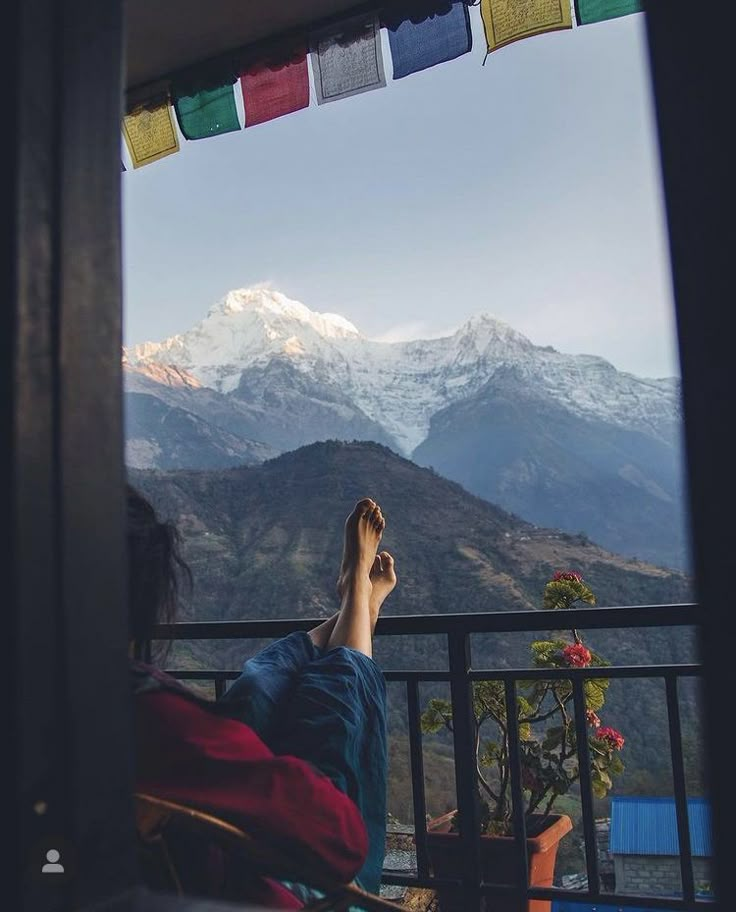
273 646 389 895
327 499 385 656
307 612 339 650
217 630 320 742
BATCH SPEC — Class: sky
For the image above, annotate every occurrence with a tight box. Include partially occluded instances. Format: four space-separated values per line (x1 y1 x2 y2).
122 7 680 379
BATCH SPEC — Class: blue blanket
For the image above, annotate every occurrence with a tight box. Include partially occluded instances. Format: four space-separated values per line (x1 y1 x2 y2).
220 631 388 894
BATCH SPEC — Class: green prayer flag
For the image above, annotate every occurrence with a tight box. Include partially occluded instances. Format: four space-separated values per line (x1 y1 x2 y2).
173 83 240 140
575 0 643 25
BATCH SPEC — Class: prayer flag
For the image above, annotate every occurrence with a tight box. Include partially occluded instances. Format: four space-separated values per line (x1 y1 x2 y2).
310 13 385 105
241 46 309 127
173 82 240 140
575 0 643 25
480 0 572 53
122 100 179 169
386 1 472 80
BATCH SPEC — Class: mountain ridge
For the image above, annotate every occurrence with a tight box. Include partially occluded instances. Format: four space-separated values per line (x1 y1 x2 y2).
126 286 680 455
124 287 688 569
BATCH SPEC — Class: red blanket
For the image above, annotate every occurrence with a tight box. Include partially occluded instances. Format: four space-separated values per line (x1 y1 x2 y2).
135 688 368 907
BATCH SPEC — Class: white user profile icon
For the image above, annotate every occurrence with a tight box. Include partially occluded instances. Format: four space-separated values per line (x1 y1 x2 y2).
42 849 65 874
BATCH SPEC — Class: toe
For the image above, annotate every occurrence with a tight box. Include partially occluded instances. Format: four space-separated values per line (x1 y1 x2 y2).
366 504 380 527
355 497 375 515
380 550 394 567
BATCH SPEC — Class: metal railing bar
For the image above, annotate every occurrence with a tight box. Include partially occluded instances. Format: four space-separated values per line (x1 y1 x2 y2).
666 674 697 903
166 663 702 685
523 885 710 909
406 679 430 879
385 671 449 683
504 678 529 911
571 675 601 895
470 664 702 681
154 603 699 640
379 873 461 889
380 875 707 909
168 670 241 681
166 669 453 683
448 631 483 910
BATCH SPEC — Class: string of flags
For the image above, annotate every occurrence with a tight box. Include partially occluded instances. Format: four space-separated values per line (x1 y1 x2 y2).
122 0 642 170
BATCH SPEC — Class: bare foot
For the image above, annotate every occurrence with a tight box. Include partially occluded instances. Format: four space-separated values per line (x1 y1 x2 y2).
336 498 385 598
369 551 397 629
327 499 386 656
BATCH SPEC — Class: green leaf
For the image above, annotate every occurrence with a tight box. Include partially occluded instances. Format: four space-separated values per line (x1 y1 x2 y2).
530 639 569 668
591 777 608 798
584 678 609 712
479 740 502 766
420 698 453 734
543 578 596 611
472 680 506 722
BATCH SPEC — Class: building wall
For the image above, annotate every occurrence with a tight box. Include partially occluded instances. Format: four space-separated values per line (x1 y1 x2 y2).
614 854 712 896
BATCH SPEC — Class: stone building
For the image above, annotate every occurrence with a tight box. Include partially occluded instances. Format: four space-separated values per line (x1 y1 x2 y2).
610 796 713 898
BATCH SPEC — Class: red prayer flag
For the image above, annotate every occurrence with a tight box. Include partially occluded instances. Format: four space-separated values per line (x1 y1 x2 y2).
240 47 309 128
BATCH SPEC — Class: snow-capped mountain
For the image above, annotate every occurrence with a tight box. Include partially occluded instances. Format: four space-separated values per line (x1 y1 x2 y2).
125 286 688 570
127 287 680 456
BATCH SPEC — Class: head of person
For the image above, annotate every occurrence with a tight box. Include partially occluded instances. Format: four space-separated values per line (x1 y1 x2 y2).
126 484 191 659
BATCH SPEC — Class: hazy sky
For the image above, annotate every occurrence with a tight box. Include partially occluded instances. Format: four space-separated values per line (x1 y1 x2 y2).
122 7 680 379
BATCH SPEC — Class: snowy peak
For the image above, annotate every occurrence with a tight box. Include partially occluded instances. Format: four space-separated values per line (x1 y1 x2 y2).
128 286 680 455
128 287 362 392
207 287 361 339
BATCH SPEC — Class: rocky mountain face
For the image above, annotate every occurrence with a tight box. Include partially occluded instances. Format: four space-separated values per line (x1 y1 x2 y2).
124 361 278 469
125 287 689 568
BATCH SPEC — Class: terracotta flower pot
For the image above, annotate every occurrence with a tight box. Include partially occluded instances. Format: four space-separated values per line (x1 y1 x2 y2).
424 812 573 912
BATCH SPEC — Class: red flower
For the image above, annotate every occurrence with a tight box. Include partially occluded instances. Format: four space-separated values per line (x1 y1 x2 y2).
552 571 583 583
562 643 592 668
586 710 601 728
596 727 625 750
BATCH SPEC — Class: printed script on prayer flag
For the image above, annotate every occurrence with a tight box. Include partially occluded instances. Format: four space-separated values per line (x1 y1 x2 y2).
480 0 572 53
122 102 179 169
310 13 386 104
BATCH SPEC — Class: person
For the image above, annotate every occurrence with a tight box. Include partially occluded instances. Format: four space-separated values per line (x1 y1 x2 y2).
128 484 397 907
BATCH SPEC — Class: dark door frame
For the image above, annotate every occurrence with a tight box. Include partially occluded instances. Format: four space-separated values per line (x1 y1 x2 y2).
7 0 136 909
5 1 733 909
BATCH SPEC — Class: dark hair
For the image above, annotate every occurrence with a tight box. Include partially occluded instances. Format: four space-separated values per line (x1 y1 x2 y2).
126 484 192 659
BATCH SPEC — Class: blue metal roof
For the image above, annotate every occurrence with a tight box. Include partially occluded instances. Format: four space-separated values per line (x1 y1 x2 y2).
552 899 711 912
553 904 672 912
609 796 712 857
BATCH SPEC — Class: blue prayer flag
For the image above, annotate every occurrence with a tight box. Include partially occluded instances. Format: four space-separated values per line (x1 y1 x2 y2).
387 1 472 80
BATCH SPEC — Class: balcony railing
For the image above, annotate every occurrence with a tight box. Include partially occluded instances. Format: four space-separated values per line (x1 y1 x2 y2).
155 603 707 911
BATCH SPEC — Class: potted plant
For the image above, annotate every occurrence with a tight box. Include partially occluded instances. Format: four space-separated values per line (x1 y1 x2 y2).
420 571 626 912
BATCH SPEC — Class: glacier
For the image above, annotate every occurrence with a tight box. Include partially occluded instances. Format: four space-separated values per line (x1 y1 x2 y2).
126 286 681 456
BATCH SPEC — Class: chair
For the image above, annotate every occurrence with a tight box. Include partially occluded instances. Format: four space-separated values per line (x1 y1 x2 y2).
134 792 407 912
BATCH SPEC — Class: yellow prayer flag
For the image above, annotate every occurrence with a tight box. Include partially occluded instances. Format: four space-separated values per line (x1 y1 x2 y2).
480 0 572 53
122 101 179 169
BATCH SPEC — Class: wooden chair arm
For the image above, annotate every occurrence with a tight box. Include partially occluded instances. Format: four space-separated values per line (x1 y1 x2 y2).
134 792 406 912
